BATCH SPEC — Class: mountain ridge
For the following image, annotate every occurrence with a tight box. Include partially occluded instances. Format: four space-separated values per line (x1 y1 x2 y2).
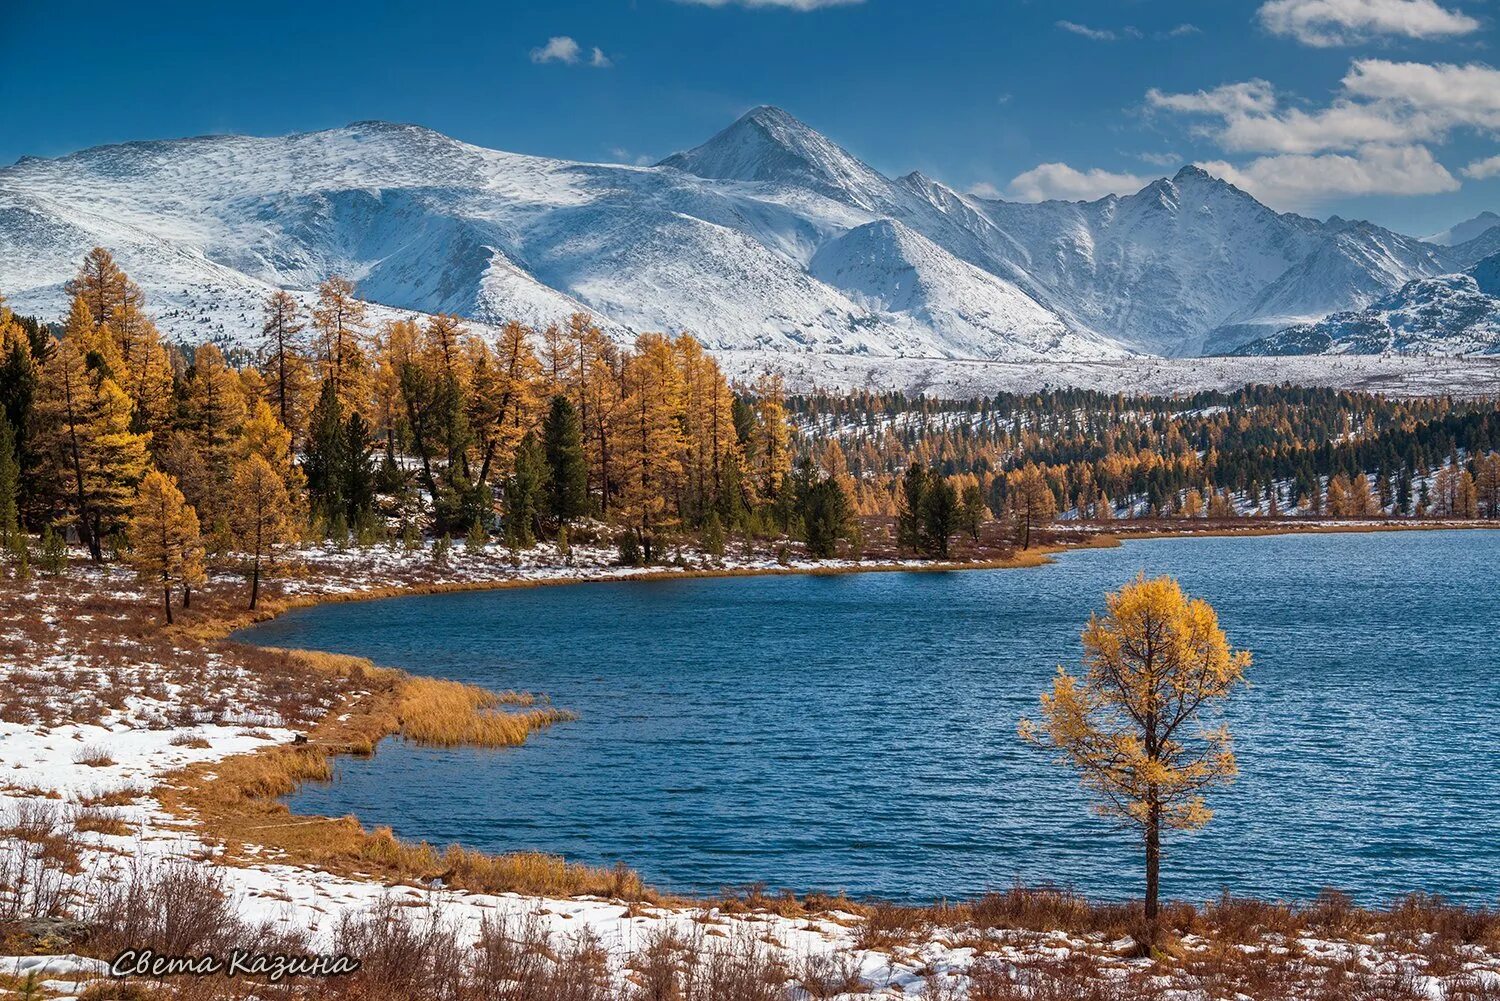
0 108 1488 373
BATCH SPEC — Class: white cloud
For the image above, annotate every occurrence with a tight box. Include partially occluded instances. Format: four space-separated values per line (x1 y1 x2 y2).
1162 23 1201 38
1342 60 1500 131
675 0 863 8
530 36 612 67
1057 20 1119 41
1257 0 1479 47
1147 61 1500 156
967 181 1002 199
1462 154 1500 180
1147 81 1278 117
1197 144 1459 209
1055 20 1141 41
1006 163 1150 202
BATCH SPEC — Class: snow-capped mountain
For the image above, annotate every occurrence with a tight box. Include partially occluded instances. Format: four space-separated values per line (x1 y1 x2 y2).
0 108 1488 372
1424 212 1500 248
1234 253 1500 357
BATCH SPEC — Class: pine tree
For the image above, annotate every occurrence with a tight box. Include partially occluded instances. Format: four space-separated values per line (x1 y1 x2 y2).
920 473 959 558
83 379 151 558
701 509 726 560
504 432 547 548
750 372 791 504
803 476 850 559
896 463 928 553
0 417 19 546
304 379 346 529
160 344 247 545
543 394 588 525
126 470 205 624
960 481 986 541
1021 575 1249 942
229 453 295 610
1475 453 1500 519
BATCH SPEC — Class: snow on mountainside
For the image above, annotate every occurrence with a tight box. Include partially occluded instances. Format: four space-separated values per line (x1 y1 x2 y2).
808 219 1129 360
657 106 896 214
1234 253 1500 357
1425 212 1500 247
0 115 1101 366
0 109 1490 375
967 167 1345 356
1206 219 1451 355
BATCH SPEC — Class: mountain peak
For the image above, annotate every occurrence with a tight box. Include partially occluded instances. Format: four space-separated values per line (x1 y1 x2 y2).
1426 211 1500 247
656 105 890 209
1173 164 1213 183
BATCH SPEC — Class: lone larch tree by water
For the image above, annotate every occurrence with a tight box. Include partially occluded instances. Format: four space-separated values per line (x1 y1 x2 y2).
1021 574 1250 944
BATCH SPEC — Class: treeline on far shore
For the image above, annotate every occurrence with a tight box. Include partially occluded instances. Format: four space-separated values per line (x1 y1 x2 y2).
4 247 1500 617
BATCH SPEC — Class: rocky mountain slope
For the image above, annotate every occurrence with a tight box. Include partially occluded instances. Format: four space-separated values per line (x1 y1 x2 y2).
1234 253 1500 357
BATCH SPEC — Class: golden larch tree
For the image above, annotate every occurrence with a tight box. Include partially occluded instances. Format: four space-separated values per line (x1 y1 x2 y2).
1020 574 1250 937
261 290 311 437
127 469 205 624
310 276 368 412
229 453 296 609
37 332 151 561
1006 464 1056 549
619 333 685 559
749 372 791 501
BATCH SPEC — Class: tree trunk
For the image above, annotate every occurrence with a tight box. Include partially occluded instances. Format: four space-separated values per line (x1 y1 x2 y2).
162 586 173 625
183 584 192 610
250 556 261 610
1144 805 1161 938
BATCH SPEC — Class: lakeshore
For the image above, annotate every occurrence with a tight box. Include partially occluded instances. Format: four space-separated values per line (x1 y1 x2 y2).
6 523 1500 998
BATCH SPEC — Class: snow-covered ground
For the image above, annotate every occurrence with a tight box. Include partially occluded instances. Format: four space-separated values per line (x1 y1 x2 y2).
734 350 1500 398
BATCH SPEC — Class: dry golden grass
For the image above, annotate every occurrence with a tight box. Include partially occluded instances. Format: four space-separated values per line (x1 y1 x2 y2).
72 745 115 768
148 633 648 903
396 676 575 748
73 806 133 838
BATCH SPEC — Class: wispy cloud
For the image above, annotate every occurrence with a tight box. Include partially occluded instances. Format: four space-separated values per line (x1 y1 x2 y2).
1056 20 1138 41
608 146 653 166
1006 163 1150 202
675 0 863 9
1137 151 1184 167
1257 0 1479 47
1057 20 1199 41
530 36 612 67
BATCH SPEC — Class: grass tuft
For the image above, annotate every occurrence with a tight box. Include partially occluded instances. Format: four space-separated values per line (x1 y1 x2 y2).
396 676 575 748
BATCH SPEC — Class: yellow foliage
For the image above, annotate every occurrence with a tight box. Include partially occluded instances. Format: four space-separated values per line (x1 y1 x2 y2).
1021 574 1249 834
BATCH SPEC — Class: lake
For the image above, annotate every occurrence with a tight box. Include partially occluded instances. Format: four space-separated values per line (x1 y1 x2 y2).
239 530 1500 904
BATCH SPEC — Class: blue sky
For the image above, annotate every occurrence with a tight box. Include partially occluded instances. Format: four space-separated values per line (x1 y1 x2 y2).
1 0 1497 236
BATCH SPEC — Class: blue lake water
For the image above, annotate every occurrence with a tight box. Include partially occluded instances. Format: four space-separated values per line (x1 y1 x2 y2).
239 531 1500 905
